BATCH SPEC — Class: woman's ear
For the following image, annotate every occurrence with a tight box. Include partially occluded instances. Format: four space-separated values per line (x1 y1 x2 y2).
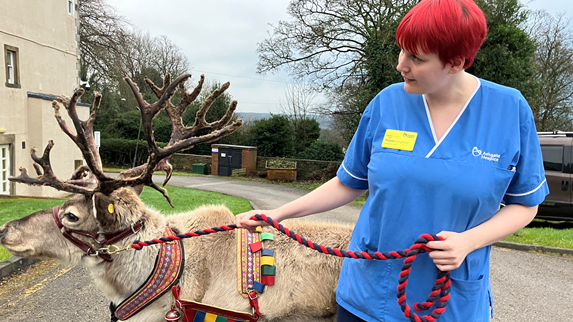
449 58 466 74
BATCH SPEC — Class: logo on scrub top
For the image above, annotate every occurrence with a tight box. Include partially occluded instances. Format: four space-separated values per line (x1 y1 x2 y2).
472 146 500 162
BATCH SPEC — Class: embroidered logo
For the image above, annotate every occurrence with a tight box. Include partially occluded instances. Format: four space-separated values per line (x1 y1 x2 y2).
472 147 500 162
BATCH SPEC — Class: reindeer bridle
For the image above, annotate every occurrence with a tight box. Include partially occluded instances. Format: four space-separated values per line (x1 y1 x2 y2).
52 206 142 262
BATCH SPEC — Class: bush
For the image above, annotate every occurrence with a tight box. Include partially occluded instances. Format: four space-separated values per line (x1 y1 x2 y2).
100 138 167 167
248 115 294 157
293 118 321 152
297 141 344 161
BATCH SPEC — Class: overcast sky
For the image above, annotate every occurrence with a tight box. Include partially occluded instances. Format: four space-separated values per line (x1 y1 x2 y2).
106 0 573 114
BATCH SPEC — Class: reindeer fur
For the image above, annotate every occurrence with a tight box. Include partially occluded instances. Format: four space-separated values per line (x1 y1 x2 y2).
0 188 352 322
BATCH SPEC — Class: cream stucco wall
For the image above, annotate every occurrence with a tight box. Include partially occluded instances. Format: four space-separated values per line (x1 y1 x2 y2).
0 0 88 197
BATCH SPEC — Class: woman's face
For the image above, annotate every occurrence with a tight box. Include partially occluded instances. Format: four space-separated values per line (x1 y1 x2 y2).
396 48 454 96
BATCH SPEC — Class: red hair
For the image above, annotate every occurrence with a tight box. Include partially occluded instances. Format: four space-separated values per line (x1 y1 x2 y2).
396 0 487 69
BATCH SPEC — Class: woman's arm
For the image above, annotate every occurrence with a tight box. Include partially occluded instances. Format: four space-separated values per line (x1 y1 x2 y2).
426 203 538 271
235 177 367 230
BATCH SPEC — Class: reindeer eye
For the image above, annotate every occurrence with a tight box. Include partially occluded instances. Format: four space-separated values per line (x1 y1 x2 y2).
64 212 79 222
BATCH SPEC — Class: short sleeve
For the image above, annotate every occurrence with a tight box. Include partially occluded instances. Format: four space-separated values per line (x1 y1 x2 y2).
503 97 549 206
337 103 374 190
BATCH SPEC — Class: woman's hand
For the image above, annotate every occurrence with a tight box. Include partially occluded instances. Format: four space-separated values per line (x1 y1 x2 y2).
426 231 475 272
235 209 280 232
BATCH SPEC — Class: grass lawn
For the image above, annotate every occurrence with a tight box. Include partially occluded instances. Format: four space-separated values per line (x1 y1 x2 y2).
139 185 252 215
504 219 573 249
0 185 252 262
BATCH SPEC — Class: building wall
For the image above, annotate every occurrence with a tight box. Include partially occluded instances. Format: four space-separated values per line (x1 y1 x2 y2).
242 149 257 175
0 0 87 197
210 144 258 177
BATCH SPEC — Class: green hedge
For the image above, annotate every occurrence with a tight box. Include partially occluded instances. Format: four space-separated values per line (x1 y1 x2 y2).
100 138 167 166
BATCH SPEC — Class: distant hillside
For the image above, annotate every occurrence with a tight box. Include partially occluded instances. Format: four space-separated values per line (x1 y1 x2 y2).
236 112 332 129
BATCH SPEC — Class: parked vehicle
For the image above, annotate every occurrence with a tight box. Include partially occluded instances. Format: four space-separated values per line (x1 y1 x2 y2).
536 131 573 221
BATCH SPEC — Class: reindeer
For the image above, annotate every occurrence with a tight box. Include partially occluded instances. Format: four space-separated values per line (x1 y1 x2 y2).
0 73 353 322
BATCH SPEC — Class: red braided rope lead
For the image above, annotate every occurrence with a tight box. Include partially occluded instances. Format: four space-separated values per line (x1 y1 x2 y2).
131 214 451 322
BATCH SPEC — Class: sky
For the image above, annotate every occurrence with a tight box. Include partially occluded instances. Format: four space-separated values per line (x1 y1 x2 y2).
106 0 573 114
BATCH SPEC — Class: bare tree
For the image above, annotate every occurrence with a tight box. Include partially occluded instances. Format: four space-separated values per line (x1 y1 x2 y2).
278 81 318 123
78 0 131 83
112 31 189 81
527 11 573 131
257 0 416 88
79 1 189 89
153 35 190 77
114 30 157 80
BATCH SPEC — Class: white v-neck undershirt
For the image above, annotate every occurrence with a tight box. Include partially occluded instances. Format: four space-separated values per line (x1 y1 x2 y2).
424 76 481 158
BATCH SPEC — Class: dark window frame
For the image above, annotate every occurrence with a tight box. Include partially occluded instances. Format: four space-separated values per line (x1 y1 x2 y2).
4 45 20 88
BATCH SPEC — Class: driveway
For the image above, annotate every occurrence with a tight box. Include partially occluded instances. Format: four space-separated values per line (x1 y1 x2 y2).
0 174 571 321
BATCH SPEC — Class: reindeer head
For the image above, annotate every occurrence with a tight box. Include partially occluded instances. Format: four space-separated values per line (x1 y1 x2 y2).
0 73 242 263
0 194 95 263
0 187 147 264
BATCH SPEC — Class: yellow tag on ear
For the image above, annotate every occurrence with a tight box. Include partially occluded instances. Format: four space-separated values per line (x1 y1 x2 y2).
382 129 418 151
255 226 263 233
108 204 114 214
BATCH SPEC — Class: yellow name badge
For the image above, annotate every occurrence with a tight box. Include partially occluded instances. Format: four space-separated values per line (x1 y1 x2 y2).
382 129 418 151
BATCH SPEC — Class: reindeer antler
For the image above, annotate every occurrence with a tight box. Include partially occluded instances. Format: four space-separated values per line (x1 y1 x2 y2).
123 73 242 187
9 73 242 207
10 142 97 194
10 89 103 194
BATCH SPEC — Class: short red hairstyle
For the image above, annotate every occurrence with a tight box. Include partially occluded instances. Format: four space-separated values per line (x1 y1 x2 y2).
396 0 487 69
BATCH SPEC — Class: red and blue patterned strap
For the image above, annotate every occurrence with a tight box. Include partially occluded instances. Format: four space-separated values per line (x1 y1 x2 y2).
113 227 185 321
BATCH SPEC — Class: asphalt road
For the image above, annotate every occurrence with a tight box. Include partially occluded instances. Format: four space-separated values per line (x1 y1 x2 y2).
0 174 571 321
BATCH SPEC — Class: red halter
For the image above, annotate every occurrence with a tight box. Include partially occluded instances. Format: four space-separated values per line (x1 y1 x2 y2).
52 206 142 262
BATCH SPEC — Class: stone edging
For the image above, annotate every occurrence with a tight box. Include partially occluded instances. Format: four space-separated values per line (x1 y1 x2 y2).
493 241 573 256
0 256 42 279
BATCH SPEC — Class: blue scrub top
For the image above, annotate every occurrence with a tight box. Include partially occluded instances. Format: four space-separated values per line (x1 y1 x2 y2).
336 78 549 322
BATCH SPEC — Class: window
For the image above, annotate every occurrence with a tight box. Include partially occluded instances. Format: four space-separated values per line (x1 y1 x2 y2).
4 45 19 87
0 144 10 194
7 51 14 83
540 145 564 172
68 0 74 15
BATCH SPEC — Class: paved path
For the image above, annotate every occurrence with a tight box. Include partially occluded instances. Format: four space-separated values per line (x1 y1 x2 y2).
0 174 571 321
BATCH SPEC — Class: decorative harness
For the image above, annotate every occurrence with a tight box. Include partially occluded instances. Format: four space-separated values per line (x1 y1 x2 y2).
110 226 185 321
52 206 142 262
131 214 452 322
237 227 276 319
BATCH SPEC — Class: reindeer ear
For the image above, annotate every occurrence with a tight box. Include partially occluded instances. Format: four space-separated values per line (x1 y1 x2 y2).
93 192 116 222
132 184 144 196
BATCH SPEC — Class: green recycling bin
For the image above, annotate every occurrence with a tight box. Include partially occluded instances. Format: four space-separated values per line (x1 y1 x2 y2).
192 163 208 175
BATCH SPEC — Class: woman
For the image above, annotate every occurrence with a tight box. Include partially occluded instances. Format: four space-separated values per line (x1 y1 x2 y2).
236 0 548 320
